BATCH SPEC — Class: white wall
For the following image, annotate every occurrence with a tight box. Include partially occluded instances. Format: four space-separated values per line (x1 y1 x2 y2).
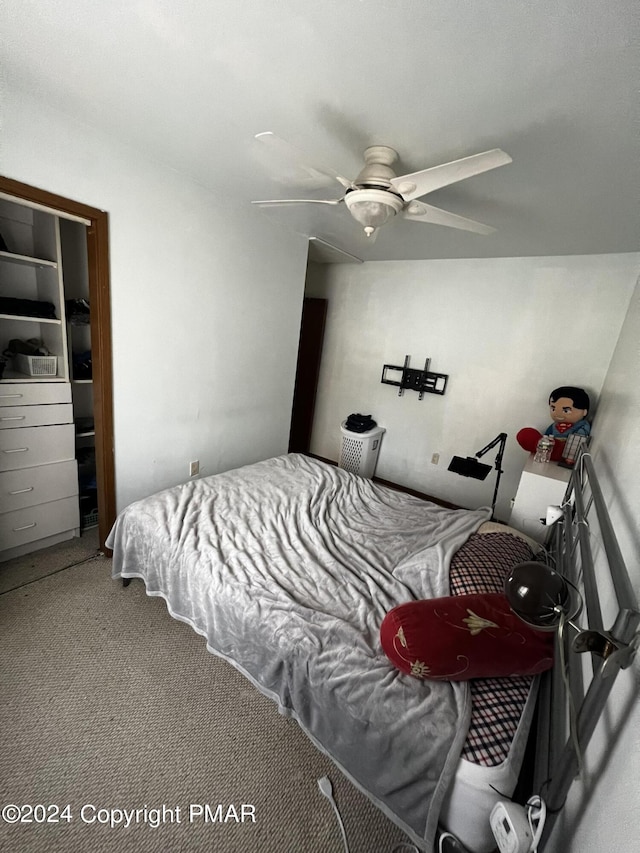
2 88 309 509
307 255 639 520
546 275 640 853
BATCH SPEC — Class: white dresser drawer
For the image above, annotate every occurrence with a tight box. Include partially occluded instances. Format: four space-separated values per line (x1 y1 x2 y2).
0 403 73 429
0 461 78 514
0 383 72 407
0 496 79 551
0 424 75 471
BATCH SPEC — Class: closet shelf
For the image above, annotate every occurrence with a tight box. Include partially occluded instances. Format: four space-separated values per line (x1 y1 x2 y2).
0 250 57 269
0 313 61 325
1 371 66 383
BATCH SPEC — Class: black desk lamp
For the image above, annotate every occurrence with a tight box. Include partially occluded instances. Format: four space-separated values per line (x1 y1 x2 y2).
504 561 628 661
448 432 507 520
504 562 581 630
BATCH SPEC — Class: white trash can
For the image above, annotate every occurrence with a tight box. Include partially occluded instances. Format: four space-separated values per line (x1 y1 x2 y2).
338 422 385 478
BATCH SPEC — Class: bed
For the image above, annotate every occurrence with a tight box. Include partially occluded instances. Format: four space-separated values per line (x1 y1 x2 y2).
106 453 550 851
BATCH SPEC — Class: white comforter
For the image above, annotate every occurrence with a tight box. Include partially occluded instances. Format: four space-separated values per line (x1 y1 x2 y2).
106 453 490 849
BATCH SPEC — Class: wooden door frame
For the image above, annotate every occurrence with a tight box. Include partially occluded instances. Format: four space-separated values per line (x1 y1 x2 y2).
0 176 116 550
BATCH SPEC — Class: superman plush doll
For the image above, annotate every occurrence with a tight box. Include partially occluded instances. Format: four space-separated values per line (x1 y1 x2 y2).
517 386 591 461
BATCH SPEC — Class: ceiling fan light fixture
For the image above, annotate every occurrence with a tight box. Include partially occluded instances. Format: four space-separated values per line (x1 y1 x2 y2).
344 189 404 236
253 133 511 241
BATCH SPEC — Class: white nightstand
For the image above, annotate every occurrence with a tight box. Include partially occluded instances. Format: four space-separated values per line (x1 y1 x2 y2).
508 454 572 543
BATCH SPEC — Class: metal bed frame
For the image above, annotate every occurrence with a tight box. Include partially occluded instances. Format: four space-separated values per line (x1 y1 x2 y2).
534 450 639 847
439 449 638 853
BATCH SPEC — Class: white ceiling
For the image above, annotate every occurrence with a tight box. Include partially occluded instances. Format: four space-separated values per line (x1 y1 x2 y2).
3 0 639 261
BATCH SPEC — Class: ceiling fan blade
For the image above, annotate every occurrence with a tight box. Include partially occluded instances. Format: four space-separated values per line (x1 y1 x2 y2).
391 149 512 201
252 198 342 207
255 132 354 190
403 201 496 235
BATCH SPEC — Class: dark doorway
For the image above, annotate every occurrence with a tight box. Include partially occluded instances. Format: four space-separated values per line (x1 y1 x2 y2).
288 297 328 454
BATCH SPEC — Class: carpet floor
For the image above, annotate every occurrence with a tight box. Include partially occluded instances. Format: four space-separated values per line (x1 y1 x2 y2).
0 528 100 594
0 542 412 853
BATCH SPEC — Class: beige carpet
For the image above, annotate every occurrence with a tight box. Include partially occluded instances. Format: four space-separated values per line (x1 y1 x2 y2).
0 527 100 594
0 548 413 853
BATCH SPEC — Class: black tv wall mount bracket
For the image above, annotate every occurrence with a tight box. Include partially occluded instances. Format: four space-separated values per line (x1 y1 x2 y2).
381 355 449 399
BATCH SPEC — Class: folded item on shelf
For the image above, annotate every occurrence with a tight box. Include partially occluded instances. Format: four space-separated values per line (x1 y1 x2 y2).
4 338 50 357
66 298 90 324
77 446 96 466
75 417 95 434
0 297 57 320
79 473 98 491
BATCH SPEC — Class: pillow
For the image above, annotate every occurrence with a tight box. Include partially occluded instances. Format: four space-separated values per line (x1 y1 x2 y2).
476 521 543 555
380 593 554 681
450 530 537 597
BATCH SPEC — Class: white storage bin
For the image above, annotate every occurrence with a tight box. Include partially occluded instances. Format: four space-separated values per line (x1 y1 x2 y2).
338 422 385 478
15 353 58 377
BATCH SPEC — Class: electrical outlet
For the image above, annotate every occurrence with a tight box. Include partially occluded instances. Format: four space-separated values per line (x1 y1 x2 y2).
189 460 199 477
431 453 440 465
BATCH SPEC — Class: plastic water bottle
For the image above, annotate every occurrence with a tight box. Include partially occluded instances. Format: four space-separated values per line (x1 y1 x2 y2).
534 435 555 463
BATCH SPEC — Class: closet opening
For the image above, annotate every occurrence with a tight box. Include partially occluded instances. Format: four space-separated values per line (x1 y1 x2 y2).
0 176 115 554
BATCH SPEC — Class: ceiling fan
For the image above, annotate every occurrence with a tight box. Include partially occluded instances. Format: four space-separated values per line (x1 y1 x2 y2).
252 132 512 240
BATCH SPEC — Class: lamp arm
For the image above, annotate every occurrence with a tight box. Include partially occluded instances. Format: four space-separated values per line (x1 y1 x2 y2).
476 432 508 463
494 432 507 472
475 433 507 520
488 468 502 520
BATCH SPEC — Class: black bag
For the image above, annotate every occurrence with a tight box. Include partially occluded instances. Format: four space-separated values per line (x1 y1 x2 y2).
66 298 90 325
73 350 92 380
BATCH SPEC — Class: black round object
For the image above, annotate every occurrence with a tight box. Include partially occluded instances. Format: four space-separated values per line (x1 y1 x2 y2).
504 561 570 630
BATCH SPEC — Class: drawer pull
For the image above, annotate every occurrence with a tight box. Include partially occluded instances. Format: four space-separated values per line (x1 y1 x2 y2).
3 447 29 454
13 522 37 532
0 394 23 399
0 416 26 422
9 486 34 495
